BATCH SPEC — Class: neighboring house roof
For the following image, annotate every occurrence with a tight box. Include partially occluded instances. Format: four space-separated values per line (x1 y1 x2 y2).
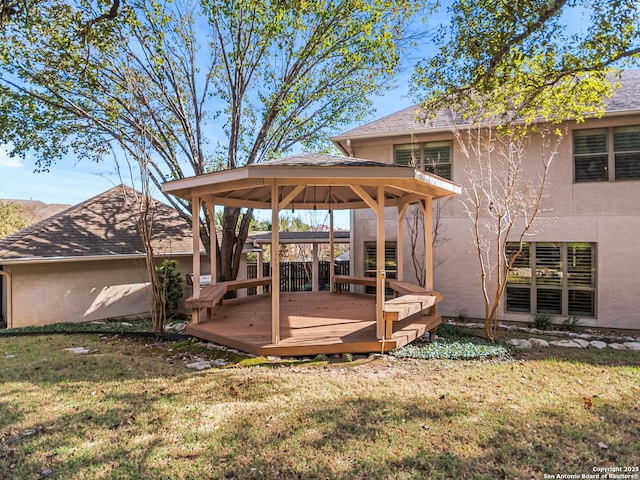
0 185 196 263
332 70 640 143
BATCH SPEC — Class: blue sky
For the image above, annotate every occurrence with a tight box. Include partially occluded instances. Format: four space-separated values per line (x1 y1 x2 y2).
0 89 414 230
0 0 452 228
0 89 415 204
0 1 586 228
0 9 428 231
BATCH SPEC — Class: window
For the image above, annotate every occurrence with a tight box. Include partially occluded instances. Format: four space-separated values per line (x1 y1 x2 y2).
394 141 452 180
574 126 640 182
614 126 640 180
364 242 396 294
506 242 596 317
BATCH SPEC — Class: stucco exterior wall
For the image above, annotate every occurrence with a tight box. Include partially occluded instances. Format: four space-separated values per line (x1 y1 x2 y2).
3 255 195 328
348 114 640 330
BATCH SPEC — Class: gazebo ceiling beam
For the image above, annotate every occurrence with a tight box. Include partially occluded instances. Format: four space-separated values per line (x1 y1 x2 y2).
389 180 443 200
329 188 350 204
279 185 306 210
350 185 379 211
397 192 428 212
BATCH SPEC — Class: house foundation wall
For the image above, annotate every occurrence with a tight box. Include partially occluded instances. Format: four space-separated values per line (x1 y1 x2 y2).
4 256 195 328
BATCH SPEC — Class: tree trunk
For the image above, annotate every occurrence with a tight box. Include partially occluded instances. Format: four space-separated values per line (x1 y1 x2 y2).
217 206 252 296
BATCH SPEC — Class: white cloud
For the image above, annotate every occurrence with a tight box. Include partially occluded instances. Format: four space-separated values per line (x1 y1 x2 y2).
0 148 24 168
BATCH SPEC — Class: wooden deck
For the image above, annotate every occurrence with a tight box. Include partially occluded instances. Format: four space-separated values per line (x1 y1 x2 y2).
186 291 440 356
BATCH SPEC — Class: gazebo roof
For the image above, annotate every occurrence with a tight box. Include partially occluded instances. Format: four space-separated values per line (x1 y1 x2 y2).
162 153 461 210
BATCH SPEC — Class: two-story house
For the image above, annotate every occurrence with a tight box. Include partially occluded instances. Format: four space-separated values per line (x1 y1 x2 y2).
331 70 640 331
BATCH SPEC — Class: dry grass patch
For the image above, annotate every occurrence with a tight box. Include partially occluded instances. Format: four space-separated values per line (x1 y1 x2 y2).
1 333 639 479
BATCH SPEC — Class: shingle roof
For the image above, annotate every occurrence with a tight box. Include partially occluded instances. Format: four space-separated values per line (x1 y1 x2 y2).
260 152 404 168
606 70 640 112
334 70 640 140
0 185 195 261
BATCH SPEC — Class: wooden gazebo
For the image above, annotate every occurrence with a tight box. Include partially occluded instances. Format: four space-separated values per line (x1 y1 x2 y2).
162 153 461 356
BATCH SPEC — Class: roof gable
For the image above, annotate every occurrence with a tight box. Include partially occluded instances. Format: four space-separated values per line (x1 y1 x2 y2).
0 185 195 262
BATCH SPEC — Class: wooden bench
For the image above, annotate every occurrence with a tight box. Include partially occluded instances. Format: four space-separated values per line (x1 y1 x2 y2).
382 289 443 340
387 279 433 296
334 275 377 293
333 276 442 339
185 277 273 318
185 283 227 309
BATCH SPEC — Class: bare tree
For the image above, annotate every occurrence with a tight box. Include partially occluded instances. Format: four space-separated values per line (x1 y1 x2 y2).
402 138 449 287
120 179 166 333
115 143 167 332
405 199 448 287
453 120 562 340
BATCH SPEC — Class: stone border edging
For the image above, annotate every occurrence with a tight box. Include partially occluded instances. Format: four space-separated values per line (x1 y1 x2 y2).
447 320 640 350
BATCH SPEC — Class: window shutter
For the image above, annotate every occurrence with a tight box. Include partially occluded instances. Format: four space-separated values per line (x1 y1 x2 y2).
423 141 452 179
394 144 420 167
506 242 596 317
506 243 531 284
535 243 562 286
574 129 608 182
567 243 596 316
574 130 607 154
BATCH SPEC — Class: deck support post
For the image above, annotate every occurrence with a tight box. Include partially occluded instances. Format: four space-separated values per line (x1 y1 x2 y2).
191 197 201 324
376 184 385 339
257 249 264 294
206 201 217 321
312 243 319 292
271 183 281 344
422 198 433 291
207 201 217 285
397 203 409 283
329 208 335 292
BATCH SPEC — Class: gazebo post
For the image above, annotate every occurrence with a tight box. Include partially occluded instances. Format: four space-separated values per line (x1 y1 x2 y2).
397 203 409 283
376 185 386 339
271 182 281 344
312 243 319 292
257 249 264 294
329 208 335 292
422 198 433 291
208 202 217 283
191 197 201 324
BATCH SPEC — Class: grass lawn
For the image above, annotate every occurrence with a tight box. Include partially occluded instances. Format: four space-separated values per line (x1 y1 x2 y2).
1 332 638 479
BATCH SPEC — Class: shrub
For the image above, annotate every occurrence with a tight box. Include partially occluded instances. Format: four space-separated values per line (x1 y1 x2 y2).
436 323 474 341
561 315 582 331
156 259 184 317
533 312 553 330
391 341 509 360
